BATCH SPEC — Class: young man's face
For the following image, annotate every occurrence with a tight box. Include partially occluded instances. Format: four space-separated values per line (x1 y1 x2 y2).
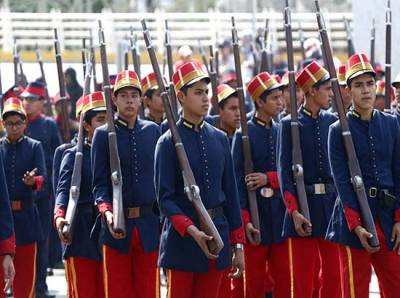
3 114 26 139
146 89 164 114
374 96 385 112
83 111 107 138
257 88 283 117
178 80 209 118
349 73 376 112
113 87 141 120
282 86 304 111
23 98 43 116
310 80 332 110
219 96 240 130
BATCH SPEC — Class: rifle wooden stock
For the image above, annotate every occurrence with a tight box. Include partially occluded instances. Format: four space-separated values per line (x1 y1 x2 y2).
165 20 179 121
129 28 145 118
142 19 224 255
35 45 53 117
54 29 71 143
385 0 392 112
284 3 312 234
99 21 126 237
315 0 379 247
209 45 220 115
62 58 93 242
344 18 355 57
231 17 261 244
370 19 376 68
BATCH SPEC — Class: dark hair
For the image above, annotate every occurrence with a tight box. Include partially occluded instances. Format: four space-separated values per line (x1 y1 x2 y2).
254 88 274 110
3 111 25 121
312 76 330 91
144 88 156 99
83 110 104 125
218 94 236 110
347 73 376 89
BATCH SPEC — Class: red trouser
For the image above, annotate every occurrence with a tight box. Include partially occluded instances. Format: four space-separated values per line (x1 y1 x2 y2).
231 241 290 298
217 269 232 298
0 243 37 298
339 224 400 298
289 237 341 298
166 261 224 298
65 257 104 297
102 227 159 298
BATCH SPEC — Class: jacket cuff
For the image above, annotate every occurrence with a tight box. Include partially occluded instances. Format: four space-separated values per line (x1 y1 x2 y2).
170 215 194 237
394 209 400 223
241 209 251 225
344 207 362 232
284 191 299 215
97 202 113 214
230 226 245 244
0 234 16 256
33 176 44 191
266 171 280 190
53 206 65 226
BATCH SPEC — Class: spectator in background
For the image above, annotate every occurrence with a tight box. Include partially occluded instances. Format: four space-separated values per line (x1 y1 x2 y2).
174 45 199 72
64 68 83 120
219 40 235 77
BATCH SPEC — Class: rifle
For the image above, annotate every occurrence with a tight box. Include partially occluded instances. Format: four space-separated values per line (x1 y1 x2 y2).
53 28 71 143
299 22 306 60
165 20 179 121
35 44 53 117
209 45 220 116
214 48 220 80
13 41 19 94
315 0 379 247
259 19 269 73
99 21 126 237
370 19 375 68
89 31 99 91
232 17 261 244
82 38 87 76
129 27 145 118
124 39 129 71
198 40 210 75
385 0 392 112
344 17 355 57
284 1 312 234
142 19 224 255
61 53 93 242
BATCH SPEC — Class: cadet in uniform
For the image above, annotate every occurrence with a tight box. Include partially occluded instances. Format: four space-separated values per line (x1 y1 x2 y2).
327 53 400 298
231 72 289 298
91 70 161 297
0 97 46 298
21 81 62 298
141 72 165 125
278 71 304 121
277 61 341 298
55 91 107 297
154 61 245 298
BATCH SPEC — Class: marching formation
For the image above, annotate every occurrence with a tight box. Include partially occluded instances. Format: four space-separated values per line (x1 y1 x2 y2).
1 1 400 298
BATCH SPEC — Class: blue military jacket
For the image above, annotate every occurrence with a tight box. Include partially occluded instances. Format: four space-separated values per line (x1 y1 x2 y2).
56 142 101 260
232 117 286 245
0 136 46 245
155 118 243 272
0 154 14 255
91 117 161 254
327 109 400 249
277 107 338 238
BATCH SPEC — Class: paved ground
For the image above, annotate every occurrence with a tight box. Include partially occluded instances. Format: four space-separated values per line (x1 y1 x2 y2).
46 268 380 297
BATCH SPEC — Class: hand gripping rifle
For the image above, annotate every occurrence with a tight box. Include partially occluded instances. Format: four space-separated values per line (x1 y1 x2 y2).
54 29 71 143
35 44 53 116
142 19 224 255
315 0 379 247
370 19 375 68
284 2 312 234
232 17 261 244
165 20 179 121
385 0 392 112
344 17 355 57
99 21 126 237
62 53 93 242
129 27 145 118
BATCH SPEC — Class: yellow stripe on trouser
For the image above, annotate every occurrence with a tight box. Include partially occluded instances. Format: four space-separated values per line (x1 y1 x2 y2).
156 268 160 298
65 259 70 297
70 257 79 298
288 238 294 298
28 243 37 298
167 269 172 298
345 246 356 298
102 246 109 298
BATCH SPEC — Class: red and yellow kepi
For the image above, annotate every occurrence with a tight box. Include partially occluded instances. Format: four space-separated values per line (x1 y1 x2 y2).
2 97 26 118
337 64 347 86
281 71 299 87
113 70 142 96
141 72 159 96
247 71 282 101
217 84 237 104
20 81 46 99
172 62 209 91
345 53 375 85
82 91 106 114
75 96 85 118
376 80 395 100
296 61 330 94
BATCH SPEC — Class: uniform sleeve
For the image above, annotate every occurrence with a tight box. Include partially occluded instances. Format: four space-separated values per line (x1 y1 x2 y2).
328 123 361 231
277 119 299 214
91 128 112 214
221 135 245 244
52 146 64 197
54 149 75 219
390 118 400 222
32 142 47 192
51 119 62 151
